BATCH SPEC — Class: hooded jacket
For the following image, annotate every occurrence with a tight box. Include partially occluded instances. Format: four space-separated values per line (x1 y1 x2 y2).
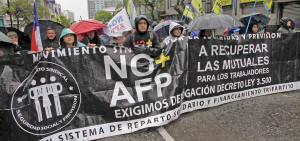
43 36 59 49
163 22 184 42
123 15 161 58
277 17 294 34
59 28 85 48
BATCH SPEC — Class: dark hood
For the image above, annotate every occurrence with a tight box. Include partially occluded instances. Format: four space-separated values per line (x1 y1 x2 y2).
169 22 184 37
135 15 150 34
280 17 292 30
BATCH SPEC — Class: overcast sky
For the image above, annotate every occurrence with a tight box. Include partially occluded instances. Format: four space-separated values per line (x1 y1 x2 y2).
55 0 89 22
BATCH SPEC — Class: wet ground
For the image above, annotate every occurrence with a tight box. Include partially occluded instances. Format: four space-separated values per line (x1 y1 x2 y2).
97 90 300 141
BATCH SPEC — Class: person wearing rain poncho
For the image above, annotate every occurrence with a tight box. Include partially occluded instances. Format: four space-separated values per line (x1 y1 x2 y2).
163 22 184 42
123 15 161 58
277 17 294 34
59 28 85 48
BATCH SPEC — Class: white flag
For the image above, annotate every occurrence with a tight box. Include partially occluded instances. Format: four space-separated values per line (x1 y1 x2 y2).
104 8 132 37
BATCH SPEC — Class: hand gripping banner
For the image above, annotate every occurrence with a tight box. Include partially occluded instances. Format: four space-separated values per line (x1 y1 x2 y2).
0 33 299 141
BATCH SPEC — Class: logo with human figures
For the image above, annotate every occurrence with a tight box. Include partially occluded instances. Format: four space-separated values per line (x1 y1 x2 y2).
11 62 81 135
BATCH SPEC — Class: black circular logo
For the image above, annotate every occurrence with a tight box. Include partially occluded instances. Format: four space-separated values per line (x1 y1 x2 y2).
11 62 81 135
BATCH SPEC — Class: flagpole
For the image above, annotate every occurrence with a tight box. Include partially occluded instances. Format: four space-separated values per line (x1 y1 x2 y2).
245 0 258 35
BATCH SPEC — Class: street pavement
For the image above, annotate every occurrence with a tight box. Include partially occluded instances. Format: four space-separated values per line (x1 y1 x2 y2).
98 90 300 141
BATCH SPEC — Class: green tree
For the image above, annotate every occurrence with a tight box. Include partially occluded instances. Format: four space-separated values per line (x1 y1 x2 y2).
126 0 163 20
174 0 185 16
94 10 113 22
0 2 8 14
9 0 33 29
37 5 50 20
59 15 71 27
115 1 123 10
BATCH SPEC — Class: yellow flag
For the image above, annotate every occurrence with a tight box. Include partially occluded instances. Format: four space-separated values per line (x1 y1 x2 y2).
127 0 131 15
240 0 272 11
263 0 272 11
183 5 195 19
191 0 203 17
241 0 263 3
212 0 223 15
51 13 61 23
54 8 61 23
127 0 136 26
220 0 232 6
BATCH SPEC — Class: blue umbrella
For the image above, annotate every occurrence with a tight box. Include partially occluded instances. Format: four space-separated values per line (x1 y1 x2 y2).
153 20 184 42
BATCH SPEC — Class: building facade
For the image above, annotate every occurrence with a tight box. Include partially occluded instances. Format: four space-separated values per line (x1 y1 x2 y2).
88 0 104 19
88 0 122 19
63 10 75 23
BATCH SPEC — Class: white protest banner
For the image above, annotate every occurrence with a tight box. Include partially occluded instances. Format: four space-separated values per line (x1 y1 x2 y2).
104 8 132 37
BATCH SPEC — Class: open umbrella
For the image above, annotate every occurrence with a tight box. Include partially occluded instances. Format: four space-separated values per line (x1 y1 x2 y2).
240 13 270 27
70 19 106 35
153 20 184 41
0 32 13 44
24 20 65 42
239 13 270 33
0 27 31 50
187 13 244 32
0 32 14 56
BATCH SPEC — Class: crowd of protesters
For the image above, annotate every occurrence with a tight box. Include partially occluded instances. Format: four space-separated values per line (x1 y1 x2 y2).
0 15 296 57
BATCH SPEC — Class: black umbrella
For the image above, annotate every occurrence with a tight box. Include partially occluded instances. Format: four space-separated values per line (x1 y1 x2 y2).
0 32 15 56
24 20 65 45
153 20 184 42
240 13 270 27
0 27 31 50
187 13 244 32
239 13 270 33
0 32 13 44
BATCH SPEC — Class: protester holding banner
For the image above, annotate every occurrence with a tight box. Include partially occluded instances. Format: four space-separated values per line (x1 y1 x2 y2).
80 30 101 47
249 24 259 34
43 27 59 51
163 22 184 42
123 15 161 58
277 17 294 34
99 34 112 46
198 29 213 38
110 35 124 46
59 28 85 48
